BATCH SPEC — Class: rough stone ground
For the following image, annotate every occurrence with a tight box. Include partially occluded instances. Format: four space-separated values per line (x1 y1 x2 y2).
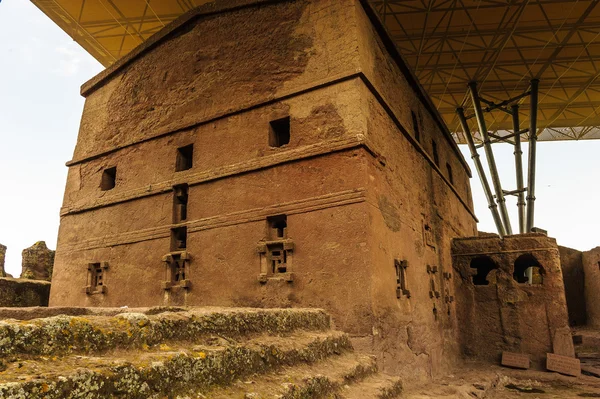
402 362 600 399
403 327 600 399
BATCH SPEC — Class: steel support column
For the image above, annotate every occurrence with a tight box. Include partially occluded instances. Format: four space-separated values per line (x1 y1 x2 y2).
457 107 505 237
468 82 513 235
526 79 539 232
511 105 526 234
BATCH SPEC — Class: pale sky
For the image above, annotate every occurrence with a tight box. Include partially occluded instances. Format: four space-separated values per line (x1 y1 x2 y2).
0 0 598 277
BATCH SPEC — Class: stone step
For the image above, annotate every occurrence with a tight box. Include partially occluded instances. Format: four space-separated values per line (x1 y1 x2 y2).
338 374 403 399
0 330 351 399
208 352 379 398
0 307 330 357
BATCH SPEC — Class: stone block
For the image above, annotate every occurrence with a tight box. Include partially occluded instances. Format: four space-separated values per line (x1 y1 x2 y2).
0 277 51 307
501 352 530 369
546 353 581 377
552 326 575 357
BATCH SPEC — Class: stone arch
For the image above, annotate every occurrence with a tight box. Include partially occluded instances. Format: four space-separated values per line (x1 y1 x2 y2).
470 256 499 285
513 253 544 284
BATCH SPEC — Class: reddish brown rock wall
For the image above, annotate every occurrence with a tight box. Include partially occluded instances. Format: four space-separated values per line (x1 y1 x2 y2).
452 234 571 365
583 247 600 327
559 245 587 326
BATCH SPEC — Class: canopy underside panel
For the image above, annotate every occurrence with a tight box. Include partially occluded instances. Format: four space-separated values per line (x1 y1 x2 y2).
31 0 600 143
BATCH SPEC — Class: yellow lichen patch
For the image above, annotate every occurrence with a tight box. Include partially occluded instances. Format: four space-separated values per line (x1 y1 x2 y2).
69 317 91 327
196 352 206 359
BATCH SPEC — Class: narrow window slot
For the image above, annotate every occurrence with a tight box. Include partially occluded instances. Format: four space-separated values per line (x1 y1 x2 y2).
173 184 189 223
411 110 420 143
176 144 194 171
171 226 187 251
269 117 291 147
100 167 117 191
446 162 454 184
267 215 287 240
432 140 439 166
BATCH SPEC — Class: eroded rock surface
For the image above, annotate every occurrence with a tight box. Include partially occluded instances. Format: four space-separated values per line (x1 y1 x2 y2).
0 278 50 307
20 241 54 281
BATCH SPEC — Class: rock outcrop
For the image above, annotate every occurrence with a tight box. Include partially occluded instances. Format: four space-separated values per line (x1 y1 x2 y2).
0 243 6 277
0 307 402 398
20 241 54 281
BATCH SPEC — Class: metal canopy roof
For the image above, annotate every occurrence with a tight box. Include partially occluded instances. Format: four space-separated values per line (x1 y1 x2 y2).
371 0 600 142
31 0 600 142
30 0 212 66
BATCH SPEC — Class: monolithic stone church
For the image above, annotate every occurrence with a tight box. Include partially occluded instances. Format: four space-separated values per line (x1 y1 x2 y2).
46 0 596 380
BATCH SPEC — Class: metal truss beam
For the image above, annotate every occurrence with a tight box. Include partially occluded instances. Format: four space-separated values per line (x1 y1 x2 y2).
459 80 539 237
457 107 506 237
512 104 526 234
526 79 539 232
468 82 513 235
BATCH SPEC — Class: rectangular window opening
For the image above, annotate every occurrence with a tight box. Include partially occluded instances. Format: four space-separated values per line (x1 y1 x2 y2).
176 144 194 172
100 167 117 191
432 140 439 166
170 254 186 283
411 110 420 143
446 163 454 184
90 263 103 289
173 184 189 223
94 265 104 287
269 243 287 274
171 226 187 251
86 262 108 294
394 259 410 298
269 116 290 147
267 215 287 239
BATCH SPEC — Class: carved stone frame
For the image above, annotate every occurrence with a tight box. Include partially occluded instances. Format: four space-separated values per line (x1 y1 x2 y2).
85 262 109 295
161 251 191 290
257 239 294 283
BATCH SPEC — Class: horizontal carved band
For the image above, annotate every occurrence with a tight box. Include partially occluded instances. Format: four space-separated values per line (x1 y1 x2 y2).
61 136 368 217
57 189 367 254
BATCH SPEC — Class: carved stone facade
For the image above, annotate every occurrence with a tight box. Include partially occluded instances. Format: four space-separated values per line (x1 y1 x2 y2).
452 234 573 365
50 0 477 378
